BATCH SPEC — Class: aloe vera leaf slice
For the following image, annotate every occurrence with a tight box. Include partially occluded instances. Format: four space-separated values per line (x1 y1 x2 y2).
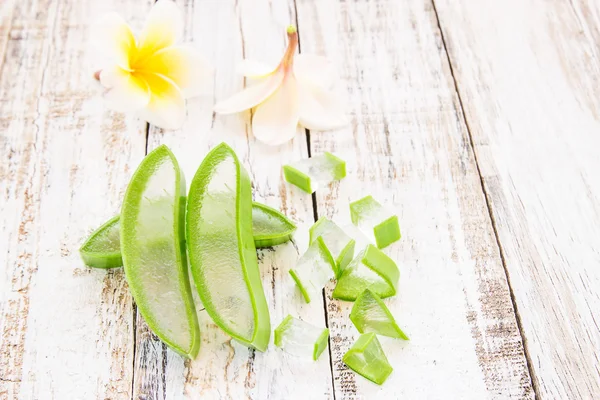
350 289 409 339
252 202 297 248
289 236 336 303
81 201 296 268
283 152 346 193
79 216 122 268
274 315 330 361
342 333 393 385
332 244 399 301
120 145 199 359
309 217 355 277
186 143 270 351
349 195 401 249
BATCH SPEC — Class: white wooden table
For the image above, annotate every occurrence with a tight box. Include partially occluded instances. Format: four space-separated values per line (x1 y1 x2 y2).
1 0 599 399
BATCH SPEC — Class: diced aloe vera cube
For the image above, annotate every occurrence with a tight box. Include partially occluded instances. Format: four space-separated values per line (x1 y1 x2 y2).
350 195 400 249
79 216 122 268
333 244 399 301
309 217 355 277
343 333 393 385
289 236 336 303
350 289 409 339
252 202 297 248
283 152 346 193
274 315 330 360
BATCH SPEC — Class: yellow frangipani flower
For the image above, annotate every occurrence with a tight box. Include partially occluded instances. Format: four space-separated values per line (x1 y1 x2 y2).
214 26 347 146
92 0 209 130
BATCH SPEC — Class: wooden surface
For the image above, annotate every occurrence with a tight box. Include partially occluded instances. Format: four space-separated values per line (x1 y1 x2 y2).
0 0 598 399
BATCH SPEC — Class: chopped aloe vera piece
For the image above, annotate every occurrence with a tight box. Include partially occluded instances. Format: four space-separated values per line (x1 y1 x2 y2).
80 201 295 268
79 216 122 268
350 195 401 249
333 244 399 301
274 315 329 360
283 152 346 193
289 236 336 303
252 202 297 248
120 145 199 359
350 289 409 339
187 143 270 351
343 333 393 385
309 217 355 277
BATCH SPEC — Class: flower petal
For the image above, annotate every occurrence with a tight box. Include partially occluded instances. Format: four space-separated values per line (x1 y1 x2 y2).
137 72 186 130
252 77 299 146
214 70 284 114
236 59 276 78
293 54 335 89
137 0 183 61
298 84 347 131
144 45 211 98
100 66 150 113
91 13 135 70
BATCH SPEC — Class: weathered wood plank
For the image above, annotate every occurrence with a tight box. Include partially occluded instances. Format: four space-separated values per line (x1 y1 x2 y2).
0 0 148 398
135 0 334 398
434 0 600 398
295 0 533 398
0 0 16 74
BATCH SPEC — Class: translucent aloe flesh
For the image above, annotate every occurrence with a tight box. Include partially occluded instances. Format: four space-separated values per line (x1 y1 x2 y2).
309 217 355 277
274 315 330 361
343 333 393 385
120 145 199 358
79 216 122 268
80 202 295 268
333 244 399 301
186 143 270 351
350 195 401 249
350 289 409 339
252 202 297 248
289 236 336 303
283 152 346 193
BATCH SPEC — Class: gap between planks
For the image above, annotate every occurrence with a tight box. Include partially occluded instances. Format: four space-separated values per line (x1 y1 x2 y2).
429 0 538 397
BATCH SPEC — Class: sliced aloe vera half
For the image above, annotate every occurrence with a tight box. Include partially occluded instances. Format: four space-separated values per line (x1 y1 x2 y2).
274 315 329 361
79 216 122 268
343 333 393 385
309 217 355 277
289 236 336 303
283 152 346 193
187 143 270 351
252 202 297 248
332 244 399 301
350 195 401 249
350 289 409 339
120 145 199 359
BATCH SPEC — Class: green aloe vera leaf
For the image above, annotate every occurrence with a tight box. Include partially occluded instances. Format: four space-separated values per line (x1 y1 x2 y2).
289 236 336 303
79 216 122 268
274 315 330 361
349 195 401 249
252 202 297 248
81 201 296 268
343 333 393 385
186 143 270 351
309 217 355 277
350 289 409 340
332 244 399 301
283 152 346 194
120 145 199 359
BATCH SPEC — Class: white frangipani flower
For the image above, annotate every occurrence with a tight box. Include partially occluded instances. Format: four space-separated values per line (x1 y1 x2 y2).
92 0 210 130
214 26 347 146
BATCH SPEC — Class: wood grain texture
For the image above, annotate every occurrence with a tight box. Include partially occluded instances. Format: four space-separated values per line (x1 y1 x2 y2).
134 0 334 399
0 0 148 398
434 0 600 398
295 0 533 398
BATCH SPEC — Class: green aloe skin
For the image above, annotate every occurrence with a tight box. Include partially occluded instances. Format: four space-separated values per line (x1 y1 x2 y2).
350 289 409 340
343 332 393 385
120 145 200 359
186 143 270 352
